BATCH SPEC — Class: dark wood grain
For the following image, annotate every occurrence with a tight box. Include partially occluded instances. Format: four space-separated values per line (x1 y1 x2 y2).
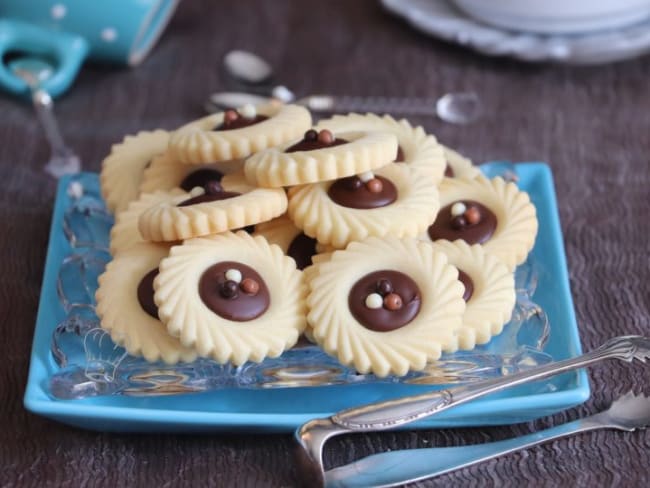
1 1 649 486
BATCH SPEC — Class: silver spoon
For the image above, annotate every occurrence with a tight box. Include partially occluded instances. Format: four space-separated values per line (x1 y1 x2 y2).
294 335 650 487
325 390 650 487
9 56 81 178
212 50 482 123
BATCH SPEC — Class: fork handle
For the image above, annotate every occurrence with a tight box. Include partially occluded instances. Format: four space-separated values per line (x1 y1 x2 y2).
325 417 607 488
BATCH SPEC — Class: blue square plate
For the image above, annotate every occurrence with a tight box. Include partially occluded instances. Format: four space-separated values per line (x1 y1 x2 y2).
24 162 589 433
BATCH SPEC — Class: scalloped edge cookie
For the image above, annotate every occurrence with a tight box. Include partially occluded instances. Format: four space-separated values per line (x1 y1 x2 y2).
443 145 481 180
100 130 169 214
307 237 465 377
288 163 439 248
244 130 398 187
138 171 288 242
424 175 538 271
96 242 198 364
431 239 516 348
315 113 446 182
154 231 307 365
169 103 312 164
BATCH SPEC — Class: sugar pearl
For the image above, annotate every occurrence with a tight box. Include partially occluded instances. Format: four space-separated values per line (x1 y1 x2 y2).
225 268 242 283
366 178 383 193
318 129 334 145
451 202 466 217
223 109 238 122
464 206 481 225
365 293 383 309
451 215 467 230
221 280 239 299
240 278 259 295
384 293 403 311
359 171 374 183
240 104 256 119
376 279 393 295
344 176 363 191
189 186 205 197
205 180 223 195
304 129 318 141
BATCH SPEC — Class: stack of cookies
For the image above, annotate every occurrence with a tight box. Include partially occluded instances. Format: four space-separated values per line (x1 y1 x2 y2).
98 103 538 378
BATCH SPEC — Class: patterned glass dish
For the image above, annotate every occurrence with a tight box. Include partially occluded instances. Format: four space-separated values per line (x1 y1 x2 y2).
24 163 589 433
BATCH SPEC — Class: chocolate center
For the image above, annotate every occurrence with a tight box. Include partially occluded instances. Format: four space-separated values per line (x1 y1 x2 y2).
457 269 474 302
444 164 454 177
285 137 348 153
427 200 497 245
287 233 317 271
215 114 268 131
328 175 398 209
198 261 270 321
180 169 224 192
348 270 421 332
177 191 241 207
137 268 159 319
394 145 405 162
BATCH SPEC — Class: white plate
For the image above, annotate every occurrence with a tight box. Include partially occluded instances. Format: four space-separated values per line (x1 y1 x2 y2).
382 0 650 65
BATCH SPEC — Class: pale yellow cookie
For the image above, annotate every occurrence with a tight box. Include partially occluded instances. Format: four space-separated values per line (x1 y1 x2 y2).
431 240 516 349
307 237 465 377
96 242 198 364
139 151 244 194
443 146 481 179
169 103 311 164
138 171 288 242
244 130 398 188
110 190 184 255
423 175 538 271
154 231 307 365
100 130 169 214
315 113 445 182
288 163 439 248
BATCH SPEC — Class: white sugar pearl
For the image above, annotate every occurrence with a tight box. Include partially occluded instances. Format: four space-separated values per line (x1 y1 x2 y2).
359 171 374 183
240 104 256 119
189 186 204 197
225 269 242 283
66 181 83 199
451 202 467 217
365 293 383 309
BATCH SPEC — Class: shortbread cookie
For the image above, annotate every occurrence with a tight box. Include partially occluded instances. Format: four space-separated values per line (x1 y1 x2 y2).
138 171 287 242
139 151 244 194
288 163 439 248
432 240 516 348
96 242 197 364
110 190 184 255
253 216 322 271
443 146 481 179
169 103 311 164
307 237 465 377
154 231 307 365
101 130 169 213
315 113 445 182
244 128 398 187
424 176 537 271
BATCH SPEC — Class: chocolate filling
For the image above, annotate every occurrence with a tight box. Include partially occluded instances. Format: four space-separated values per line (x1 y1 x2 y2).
427 200 497 245
215 114 268 131
348 270 421 332
457 269 474 302
287 233 317 271
177 191 241 207
198 261 270 321
394 145 405 162
328 175 397 209
285 137 348 153
137 268 160 319
444 164 454 177
180 169 224 192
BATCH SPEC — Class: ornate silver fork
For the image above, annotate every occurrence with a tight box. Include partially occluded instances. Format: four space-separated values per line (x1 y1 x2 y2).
294 335 650 487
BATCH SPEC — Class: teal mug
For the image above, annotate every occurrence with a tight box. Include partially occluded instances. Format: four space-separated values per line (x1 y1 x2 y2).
0 0 180 98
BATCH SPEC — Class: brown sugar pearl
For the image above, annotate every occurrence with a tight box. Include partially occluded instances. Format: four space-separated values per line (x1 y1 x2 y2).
464 206 481 225
304 129 318 141
451 215 467 230
366 178 384 193
205 180 224 194
223 110 239 123
376 279 393 296
240 278 260 296
383 293 403 311
317 129 334 145
343 176 363 191
220 280 239 299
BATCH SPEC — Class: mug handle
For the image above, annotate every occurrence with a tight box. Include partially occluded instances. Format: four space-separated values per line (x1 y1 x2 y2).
0 19 89 98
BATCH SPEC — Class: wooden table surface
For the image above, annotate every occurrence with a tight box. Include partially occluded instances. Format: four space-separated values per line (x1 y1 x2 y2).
2 1 649 486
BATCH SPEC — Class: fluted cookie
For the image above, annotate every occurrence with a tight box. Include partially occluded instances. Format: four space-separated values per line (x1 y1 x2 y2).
443 146 481 180
169 103 311 164
288 163 439 248
244 128 398 187
307 237 465 377
432 239 515 348
96 242 198 364
424 176 537 271
316 113 446 182
101 130 169 214
154 231 307 365
138 171 287 242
